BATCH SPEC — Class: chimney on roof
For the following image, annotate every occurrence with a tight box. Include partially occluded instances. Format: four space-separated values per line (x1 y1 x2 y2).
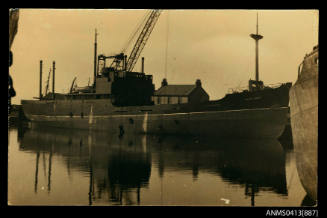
196 79 201 87
162 78 168 87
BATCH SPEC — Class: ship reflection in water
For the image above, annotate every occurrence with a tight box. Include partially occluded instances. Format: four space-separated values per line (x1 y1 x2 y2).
8 125 308 206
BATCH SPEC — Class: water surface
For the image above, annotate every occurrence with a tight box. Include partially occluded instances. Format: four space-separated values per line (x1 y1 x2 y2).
8 125 306 206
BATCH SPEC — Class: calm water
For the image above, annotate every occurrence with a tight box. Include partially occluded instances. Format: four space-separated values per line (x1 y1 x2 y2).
8 124 308 206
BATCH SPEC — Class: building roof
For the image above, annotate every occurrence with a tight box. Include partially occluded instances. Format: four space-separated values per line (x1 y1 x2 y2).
154 85 197 96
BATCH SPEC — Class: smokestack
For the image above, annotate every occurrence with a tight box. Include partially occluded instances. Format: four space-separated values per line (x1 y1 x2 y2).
141 57 144 73
161 78 168 87
39 60 43 100
52 61 55 99
124 55 127 71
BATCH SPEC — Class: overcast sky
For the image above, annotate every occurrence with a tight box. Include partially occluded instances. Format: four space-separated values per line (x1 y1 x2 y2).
10 9 318 104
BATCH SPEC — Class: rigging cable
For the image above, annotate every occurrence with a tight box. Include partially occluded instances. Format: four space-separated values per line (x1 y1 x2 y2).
121 11 151 54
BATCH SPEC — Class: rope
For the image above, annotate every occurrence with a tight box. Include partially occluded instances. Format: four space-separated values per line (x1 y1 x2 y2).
121 11 151 54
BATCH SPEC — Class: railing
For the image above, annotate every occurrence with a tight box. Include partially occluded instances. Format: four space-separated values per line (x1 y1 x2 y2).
227 86 248 94
227 82 283 94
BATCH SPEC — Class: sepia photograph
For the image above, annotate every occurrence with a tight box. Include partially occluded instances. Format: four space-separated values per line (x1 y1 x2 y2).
8 8 318 207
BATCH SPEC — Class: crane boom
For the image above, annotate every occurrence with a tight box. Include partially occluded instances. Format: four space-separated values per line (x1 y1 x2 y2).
44 68 51 96
126 10 161 72
70 77 77 94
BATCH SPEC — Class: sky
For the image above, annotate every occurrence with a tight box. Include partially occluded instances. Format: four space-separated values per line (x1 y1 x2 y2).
10 9 318 104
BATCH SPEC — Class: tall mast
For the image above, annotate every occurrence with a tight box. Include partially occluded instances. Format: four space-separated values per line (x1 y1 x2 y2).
250 13 263 82
94 29 98 88
256 12 259 35
39 60 43 100
52 61 56 99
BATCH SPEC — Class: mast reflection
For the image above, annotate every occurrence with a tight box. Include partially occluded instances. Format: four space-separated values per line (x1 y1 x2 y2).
20 126 151 205
34 152 40 193
150 135 288 206
19 126 287 206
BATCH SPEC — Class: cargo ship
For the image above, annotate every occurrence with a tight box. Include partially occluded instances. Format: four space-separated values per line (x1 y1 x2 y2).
21 10 291 139
289 45 318 203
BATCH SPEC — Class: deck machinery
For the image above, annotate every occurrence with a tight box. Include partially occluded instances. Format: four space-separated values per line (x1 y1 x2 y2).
92 10 160 106
41 10 161 107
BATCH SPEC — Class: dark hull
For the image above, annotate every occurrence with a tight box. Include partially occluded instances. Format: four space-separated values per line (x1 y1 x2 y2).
205 83 292 111
22 97 288 139
289 47 318 202
21 81 291 139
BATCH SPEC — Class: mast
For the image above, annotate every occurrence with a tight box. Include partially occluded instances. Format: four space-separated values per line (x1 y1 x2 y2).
52 61 56 99
250 13 263 82
94 29 98 88
39 60 43 100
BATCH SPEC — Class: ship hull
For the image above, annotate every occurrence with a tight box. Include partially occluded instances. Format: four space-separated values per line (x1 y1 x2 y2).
22 99 288 139
289 47 318 202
